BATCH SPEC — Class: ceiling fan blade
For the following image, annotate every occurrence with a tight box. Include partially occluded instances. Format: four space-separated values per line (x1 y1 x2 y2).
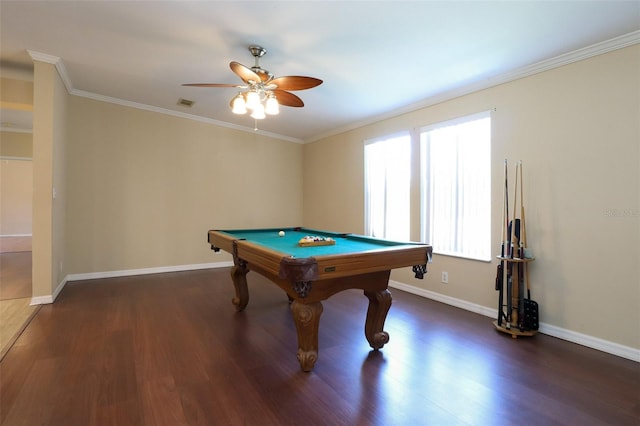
230 61 261 84
270 76 323 91
273 90 304 107
182 83 243 88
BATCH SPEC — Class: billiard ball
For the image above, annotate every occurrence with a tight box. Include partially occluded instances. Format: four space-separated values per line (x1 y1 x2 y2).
279 231 285 237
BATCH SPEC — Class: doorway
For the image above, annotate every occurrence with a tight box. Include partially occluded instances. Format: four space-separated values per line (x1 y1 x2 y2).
0 158 37 360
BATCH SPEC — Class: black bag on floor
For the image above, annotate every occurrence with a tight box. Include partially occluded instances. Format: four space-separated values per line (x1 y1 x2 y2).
522 298 539 331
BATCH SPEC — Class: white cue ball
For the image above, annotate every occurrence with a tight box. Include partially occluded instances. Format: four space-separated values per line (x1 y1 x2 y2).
279 231 285 237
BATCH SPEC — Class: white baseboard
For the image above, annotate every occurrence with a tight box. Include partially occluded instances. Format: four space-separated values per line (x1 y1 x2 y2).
30 295 54 305
29 261 234 306
65 261 234 282
537 322 640 363
389 280 640 363
30 273 68 305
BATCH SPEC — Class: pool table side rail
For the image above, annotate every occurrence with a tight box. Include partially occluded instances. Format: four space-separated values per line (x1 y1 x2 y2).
209 231 292 277
208 229 432 281
208 231 237 255
212 227 348 240
341 232 423 247
211 227 421 247
311 246 430 280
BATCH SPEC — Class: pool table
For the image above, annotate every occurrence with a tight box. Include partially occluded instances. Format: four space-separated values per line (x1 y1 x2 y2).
208 227 433 372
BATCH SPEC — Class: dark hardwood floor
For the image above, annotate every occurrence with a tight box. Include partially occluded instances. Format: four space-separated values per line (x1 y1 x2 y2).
0 252 32 300
1 268 638 425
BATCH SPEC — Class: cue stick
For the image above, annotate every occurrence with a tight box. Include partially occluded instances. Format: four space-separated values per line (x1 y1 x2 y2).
496 159 508 325
503 159 509 259
505 160 514 328
517 161 526 328
520 161 532 296
520 160 526 252
510 161 522 327
512 160 518 259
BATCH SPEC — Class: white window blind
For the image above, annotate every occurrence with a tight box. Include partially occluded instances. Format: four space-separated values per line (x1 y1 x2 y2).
364 133 411 241
420 111 491 261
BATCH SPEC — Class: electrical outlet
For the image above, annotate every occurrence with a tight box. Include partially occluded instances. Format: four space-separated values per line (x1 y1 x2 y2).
441 271 448 284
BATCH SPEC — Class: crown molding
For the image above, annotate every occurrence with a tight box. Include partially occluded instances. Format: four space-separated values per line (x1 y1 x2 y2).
26 50 302 143
26 30 640 145
27 50 59 64
70 89 303 143
305 30 640 143
27 50 74 94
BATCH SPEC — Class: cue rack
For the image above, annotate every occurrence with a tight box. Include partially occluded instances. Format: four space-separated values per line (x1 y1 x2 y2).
494 160 538 338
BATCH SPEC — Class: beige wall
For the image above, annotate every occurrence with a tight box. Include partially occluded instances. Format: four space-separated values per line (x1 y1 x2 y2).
65 97 303 273
0 132 33 157
1 77 33 108
303 45 640 350
32 60 68 299
52 61 68 289
0 79 34 238
0 159 32 235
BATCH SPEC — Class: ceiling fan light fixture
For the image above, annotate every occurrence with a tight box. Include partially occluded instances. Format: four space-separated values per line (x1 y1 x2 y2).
265 93 279 115
231 93 247 114
250 103 266 120
185 45 322 124
245 90 260 110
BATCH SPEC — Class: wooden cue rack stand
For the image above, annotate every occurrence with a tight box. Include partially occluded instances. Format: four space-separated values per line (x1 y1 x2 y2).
494 160 539 338
494 256 536 338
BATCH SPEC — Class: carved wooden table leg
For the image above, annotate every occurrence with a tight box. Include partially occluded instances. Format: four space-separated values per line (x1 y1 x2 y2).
290 300 323 372
363 289 392 350
230 262 249 312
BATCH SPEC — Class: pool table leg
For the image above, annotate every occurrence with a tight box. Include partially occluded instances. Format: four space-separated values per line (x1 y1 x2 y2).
290 300 323 372
230 261 249 312
364 289 392 350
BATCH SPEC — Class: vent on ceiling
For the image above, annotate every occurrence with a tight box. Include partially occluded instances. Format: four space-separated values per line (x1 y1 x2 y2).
177 98 194 107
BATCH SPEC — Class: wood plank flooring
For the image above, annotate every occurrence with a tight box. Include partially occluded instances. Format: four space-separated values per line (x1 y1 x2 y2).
0 298 38 361
0 252 32 300
1 268 638 425
0 251 36 361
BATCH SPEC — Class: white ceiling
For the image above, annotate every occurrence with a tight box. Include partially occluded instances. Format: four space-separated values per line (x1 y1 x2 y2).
1 1 638 142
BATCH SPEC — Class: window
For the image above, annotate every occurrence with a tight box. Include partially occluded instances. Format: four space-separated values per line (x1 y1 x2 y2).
364 133 411 241
420 111 491 261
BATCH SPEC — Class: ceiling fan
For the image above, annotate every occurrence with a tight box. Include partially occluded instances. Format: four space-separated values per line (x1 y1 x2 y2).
182 45 323 120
